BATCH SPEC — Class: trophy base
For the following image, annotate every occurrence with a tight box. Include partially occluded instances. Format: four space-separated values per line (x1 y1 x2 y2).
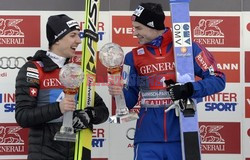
109 112 139 124
54 126 76 142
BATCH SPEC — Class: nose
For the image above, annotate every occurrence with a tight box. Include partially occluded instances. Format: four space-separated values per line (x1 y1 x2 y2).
133 29 138 37
76 35 81 44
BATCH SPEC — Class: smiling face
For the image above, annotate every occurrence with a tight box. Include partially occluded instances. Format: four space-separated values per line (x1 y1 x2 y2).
50 30 81 58
132 21 162 45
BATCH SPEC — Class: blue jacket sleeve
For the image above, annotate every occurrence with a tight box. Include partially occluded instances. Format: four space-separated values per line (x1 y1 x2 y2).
191 42 226 98
122 52 140 109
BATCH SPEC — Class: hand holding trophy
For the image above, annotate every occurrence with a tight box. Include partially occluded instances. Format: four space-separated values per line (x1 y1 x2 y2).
54 63 84 142
99 42 138 123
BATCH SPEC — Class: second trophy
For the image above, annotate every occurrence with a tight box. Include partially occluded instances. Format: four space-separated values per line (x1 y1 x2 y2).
99 42 138 123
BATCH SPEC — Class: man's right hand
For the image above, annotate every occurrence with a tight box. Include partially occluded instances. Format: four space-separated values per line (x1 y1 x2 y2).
108 83 123 96
59 96 76 113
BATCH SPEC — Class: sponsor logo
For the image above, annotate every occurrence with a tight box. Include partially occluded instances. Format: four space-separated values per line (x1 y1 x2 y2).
54 29 67 39
79 20 105 41
0 57 26 69
87 75 95 106
112 16 171 47
81 0 99 79
172 22 192 57
133 5 144 17
112 16 138 47
212 52 240 83
0 16 40 47
139 62 175 75
195 51 212 71
122 64 130 86
0 72 7 77
29 87 37 97
137 48 145 55
0 18 24 37
246 52 250 82
141 90 172 105
192 16 240 47
92 128 105 148
144 98 172 106
147 21 154 28
247 23 250 31
194 19 224 38
200 125 225 142
42 78 61 88
246 87 250 118
126 127 135 148
0 123 28 155
26 72 39 79
46 52 60 60
0 93 15 112
27 67 38 73
126 128 135 141
172 22 191 47
27 77 39 84
204 92 237 112
200 122 240 154
66 20 79 29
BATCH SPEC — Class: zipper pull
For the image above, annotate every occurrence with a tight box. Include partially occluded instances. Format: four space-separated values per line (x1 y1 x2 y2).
159 48 162 56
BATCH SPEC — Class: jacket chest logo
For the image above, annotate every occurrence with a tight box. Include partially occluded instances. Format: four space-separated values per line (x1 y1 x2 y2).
139 62 175 75
42 78 62 88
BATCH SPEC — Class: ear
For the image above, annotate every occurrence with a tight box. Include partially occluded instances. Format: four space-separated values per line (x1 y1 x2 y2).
55 40 60 45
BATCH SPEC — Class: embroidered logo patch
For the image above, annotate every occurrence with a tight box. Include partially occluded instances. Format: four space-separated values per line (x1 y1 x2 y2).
29 87 38 97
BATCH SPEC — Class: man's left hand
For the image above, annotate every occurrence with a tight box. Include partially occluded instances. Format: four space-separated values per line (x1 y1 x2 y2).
166 82 194 101
72 107 95 132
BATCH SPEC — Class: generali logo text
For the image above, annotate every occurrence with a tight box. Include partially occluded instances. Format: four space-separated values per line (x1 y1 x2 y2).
0 16 40 47
0 123 28 155
200 122 240 154
192 16 240 48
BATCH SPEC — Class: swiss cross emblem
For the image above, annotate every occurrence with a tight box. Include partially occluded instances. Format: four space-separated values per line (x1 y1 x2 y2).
29 87 38 97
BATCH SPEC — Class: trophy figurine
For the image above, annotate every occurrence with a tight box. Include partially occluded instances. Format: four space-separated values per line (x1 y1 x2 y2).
54 63 84 142
99 42 138 123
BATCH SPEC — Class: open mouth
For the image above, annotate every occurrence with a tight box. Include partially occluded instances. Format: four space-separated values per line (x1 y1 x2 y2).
71 46 77 51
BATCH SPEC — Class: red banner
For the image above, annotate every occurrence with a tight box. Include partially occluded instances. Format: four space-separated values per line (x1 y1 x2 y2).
199 122 240 154
0 123 29 155
0 16 40 47
192 16 240 48
212 52 240 83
